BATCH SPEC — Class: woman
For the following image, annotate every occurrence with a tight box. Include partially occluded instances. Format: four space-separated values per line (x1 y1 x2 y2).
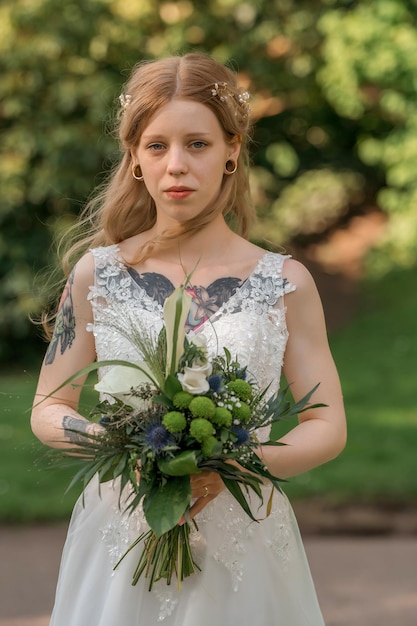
31 52 346 625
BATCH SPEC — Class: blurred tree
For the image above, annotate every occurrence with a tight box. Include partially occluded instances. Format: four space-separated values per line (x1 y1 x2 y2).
318 0 417 274
0 0 416 363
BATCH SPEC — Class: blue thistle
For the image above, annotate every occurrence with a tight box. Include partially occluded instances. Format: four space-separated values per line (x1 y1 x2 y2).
231 426 250 446
234 367 247 380
208 374 224 393
145 424 172 451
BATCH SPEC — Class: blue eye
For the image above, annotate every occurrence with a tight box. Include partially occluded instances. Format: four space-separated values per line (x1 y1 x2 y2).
148 143 165 151
191 141 207 149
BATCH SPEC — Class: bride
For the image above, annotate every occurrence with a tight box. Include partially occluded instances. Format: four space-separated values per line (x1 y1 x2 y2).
31 52 346 625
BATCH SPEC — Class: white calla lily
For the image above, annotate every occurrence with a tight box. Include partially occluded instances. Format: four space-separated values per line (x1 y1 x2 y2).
95 362 155 410
164 285 192 377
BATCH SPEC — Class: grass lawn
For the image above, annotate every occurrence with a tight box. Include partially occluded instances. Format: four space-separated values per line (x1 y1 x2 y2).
281 264 417 504
1 264 416 522
0 370 98 522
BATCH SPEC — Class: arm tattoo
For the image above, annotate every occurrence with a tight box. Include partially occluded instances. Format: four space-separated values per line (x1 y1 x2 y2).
45 269 76 365
62 415 89 444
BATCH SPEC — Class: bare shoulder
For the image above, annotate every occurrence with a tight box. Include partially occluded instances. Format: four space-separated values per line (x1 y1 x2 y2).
70 251 95 288
60 252 96 314
281 257 327 331
282 257 318 294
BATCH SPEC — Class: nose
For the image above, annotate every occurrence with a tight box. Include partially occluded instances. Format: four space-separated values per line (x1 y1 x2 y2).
166 146 188 176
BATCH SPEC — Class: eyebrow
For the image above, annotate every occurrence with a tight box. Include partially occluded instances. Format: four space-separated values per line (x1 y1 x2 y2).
142 132 213 140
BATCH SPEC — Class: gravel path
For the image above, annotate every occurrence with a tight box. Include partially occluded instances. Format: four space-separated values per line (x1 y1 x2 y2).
1 524 416 625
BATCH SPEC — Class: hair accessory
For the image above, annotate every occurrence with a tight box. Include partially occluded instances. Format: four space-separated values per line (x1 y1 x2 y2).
211 82 229 102
119 93 132 111
238 91 250 106
210 82 251 118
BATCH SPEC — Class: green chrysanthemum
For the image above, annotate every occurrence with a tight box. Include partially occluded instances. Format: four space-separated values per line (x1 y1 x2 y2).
201 435 221 457
189 417 214 442
232 401 251 423
162 411 187 433
172 391 193 409
189 396 216 419
211 407 233 427
227 379 252 401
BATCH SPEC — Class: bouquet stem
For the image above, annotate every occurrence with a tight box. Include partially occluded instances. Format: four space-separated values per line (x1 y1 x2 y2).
115 523 201 591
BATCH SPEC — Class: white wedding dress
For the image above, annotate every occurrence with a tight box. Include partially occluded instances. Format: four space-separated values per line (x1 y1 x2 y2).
49 245 325 625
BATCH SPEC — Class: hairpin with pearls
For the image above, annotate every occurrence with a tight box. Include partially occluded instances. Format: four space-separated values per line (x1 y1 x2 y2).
119 93 132 112
210 82 250 118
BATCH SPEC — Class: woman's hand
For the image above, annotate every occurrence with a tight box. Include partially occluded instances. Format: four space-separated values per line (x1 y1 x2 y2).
178 470 224 525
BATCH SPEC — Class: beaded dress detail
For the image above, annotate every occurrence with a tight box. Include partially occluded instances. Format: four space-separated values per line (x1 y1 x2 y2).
49 245 325 626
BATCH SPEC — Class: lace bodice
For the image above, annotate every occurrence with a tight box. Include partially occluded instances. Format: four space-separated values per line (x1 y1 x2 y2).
88 242 294 373
87 244 295 440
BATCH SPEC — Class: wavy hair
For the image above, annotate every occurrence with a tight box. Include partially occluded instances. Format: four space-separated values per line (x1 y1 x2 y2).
42 52 255 336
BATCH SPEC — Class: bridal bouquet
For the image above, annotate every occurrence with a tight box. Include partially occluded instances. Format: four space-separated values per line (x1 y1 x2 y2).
59 283 322 591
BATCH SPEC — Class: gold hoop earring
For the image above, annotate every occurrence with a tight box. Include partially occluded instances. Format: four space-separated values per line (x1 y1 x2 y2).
132 163 144 181
224 159 237 175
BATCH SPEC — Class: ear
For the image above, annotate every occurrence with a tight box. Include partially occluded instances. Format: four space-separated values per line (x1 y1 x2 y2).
227 135 242 162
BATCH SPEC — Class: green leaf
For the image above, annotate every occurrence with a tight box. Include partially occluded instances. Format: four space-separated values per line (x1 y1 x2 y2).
223 347 231 364
143 476 191 537
238 454 285 491
152 394 173 408
221 477 259 523
220 428 230 443
157 450 201 476
290 383 327 415
98 456 119 483
163 374 183 400
113 453 129 478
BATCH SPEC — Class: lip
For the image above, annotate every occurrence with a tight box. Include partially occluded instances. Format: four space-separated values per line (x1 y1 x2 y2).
164 186 194 199
165 186 194 192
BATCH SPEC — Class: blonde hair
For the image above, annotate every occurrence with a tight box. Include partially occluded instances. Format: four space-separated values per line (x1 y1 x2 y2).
43 52 255 336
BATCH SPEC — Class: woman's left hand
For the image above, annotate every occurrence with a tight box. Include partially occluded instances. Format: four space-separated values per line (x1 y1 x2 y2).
178 470 224 524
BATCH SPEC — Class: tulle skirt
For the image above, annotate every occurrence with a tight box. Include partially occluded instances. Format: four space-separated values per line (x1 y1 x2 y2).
50 479 325 625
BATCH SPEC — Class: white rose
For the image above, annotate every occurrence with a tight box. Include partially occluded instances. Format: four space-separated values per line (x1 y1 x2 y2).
177 362 212 395
94 362 155 410
189 333 208 351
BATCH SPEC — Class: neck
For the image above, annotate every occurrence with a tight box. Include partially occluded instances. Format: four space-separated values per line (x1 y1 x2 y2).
151 216 238 266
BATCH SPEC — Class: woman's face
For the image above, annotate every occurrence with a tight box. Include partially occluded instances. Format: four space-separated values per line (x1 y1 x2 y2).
132 99 240 229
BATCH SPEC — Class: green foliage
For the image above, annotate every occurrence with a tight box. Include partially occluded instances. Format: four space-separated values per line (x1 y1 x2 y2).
252 169 365 242
2 0 417 362
318 0 417 272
